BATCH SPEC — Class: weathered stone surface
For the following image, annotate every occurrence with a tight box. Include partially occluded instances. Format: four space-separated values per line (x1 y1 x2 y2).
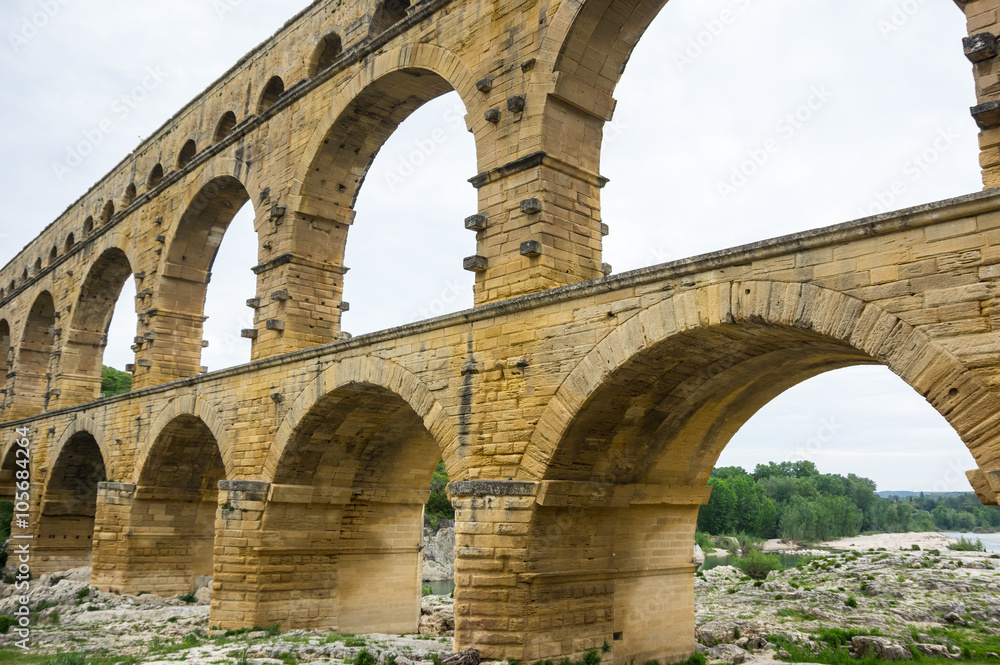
0 0 999 663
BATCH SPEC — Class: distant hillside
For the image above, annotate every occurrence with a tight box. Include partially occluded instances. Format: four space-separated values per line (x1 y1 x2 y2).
877 491 971 499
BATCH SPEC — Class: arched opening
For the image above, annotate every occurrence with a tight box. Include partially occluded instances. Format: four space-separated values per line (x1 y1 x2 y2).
266 383 446 631
119 414 225 595
0 319 10 407
257 76 285 114
99 201 114 226
21 269 27 282
148 163 164 189
83 217 94 236
177 140 197 169
65 233 75 253
154 176 254 379
298 68 476 335
214 111 238 143
581 2 978 270
33 258 41 274
369 0 410 36
61 248 136 405
526 295 993 664
124 183 137 205
13 291 57 417
37 431 106 574
308 32 343 77
0 443 18 500
49 246 58 265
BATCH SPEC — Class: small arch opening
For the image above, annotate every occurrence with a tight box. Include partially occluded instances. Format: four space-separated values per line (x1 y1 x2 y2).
309 32 343 77
65 233 75 253
39 431 106 571
370 0 411 35
257 76 285 114
83 217 94 236
124 183 137 205
0 321 9 369
21 269 27 283
214 112 238 143
148 163 164 189
100 201 115 226
177 140 197 169
33 258 41 274
49 246 58 265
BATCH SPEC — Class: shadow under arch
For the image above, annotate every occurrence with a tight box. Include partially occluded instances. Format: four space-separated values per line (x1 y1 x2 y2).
512 281 1000 664
93 407 230 596
60 246 138 406
0 319 9 417
240 355 462 633
36 428 106 575
12 291 57 418
147 174 256 384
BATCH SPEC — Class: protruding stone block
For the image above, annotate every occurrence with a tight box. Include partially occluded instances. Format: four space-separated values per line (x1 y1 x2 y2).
964 33 998 63
520 240 542 258
463 255 488 272
601 263 613 276
266 319 285 331
600 223 610 236
484 108 500 124
137 359 153 368
476 76 493 93
246 297 261 309
520 198 542 214
465 214 488 231
507 95 525 112
271 290 289 301
241 329 258 339
971 101 1000 130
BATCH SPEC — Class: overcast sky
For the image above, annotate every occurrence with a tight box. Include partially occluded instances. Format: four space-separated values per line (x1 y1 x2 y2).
0 0 985 492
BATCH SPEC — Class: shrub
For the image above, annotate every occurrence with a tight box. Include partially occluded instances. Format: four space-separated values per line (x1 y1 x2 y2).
733 549 784 580
674 654 706 665
948 536 985 552
0 616 13 634
845 596 858 608
179 592 197 604
736 532 764 555
354 649 378 665
816 627 880 647
694 531 714 552
422 584 434 597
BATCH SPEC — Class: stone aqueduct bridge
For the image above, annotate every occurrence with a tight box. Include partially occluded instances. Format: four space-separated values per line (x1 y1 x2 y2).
2 0 1000 661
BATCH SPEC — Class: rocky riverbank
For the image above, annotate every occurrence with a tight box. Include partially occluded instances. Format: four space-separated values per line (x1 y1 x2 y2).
0 544 997 663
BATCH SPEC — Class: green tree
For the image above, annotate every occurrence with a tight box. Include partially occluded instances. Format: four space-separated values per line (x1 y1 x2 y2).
698 477 738 534
425 460 454 521
100 366 132 397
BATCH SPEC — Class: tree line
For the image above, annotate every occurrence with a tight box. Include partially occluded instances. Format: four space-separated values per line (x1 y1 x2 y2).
696 460 1000 544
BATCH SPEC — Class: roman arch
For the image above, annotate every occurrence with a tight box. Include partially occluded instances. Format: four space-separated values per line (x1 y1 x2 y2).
1 0 999 663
